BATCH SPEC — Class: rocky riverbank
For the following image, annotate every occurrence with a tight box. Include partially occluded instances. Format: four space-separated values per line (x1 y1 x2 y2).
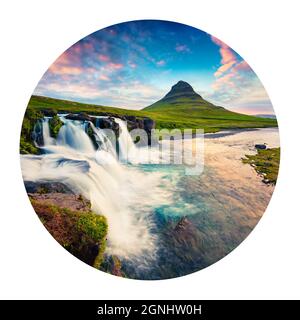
242 147 280 184
25 181 108 269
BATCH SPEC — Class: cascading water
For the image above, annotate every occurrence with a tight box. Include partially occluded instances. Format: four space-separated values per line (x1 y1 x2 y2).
42 118 56 146
57 121 95 153
114 118 137 163
21 115 172 262
89 122 117 157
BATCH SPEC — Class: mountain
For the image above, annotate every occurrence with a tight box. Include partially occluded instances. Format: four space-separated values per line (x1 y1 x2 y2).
144 80 220 111
162 80 202 100
142 81 277 132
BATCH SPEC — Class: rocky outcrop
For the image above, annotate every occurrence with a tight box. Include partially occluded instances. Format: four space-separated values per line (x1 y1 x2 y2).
255 144 267 150
95 117 120 137
174 216 192 233
27 180 107 269
31 119 44 147
93 115 156 145
49 115 64 138
20 109 43 154
29 193 91 212
120 116 156 146
65 113 92 122
42 109 57 117
100 255 125 278
24 181 74 194
31 198 107 268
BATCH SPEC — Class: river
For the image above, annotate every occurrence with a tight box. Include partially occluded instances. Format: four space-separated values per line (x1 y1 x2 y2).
20 116 279 279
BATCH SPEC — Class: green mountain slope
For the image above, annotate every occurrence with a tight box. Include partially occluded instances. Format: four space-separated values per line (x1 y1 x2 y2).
143 81 277 132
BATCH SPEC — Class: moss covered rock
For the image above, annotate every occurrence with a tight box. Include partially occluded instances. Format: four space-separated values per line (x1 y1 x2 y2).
20 109 43 154
49 115 63 138
31 199 107 268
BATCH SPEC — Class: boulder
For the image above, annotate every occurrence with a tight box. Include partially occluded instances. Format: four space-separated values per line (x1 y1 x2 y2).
124 115 136 122
96 117 120 137
255 144 267 150
42 109 57 117
143 118 155 131
29 192 91 212
65 113 92 122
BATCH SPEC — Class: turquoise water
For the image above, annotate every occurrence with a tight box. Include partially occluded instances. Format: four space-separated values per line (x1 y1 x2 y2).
111 128 279 279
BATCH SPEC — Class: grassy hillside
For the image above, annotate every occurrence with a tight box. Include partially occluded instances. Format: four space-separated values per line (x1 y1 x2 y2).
143 81 277 132
27 94 277 133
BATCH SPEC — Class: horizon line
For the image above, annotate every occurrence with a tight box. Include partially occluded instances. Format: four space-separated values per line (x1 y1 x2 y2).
30 94 275 116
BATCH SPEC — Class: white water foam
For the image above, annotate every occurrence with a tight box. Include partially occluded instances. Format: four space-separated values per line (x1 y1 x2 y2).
21 117 172 261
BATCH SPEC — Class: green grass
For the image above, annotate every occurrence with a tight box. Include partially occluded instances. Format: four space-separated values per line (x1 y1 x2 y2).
143 95 277 132
242 147 280 184
27 95 277 133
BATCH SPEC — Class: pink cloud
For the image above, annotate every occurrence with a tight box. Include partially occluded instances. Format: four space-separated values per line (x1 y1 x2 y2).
211 36 224 47
83 42 94 51
220 46 236 65
48 47 83 75
209 36 270 113
72 44 82 55
175 44 190 52
233 60 251 72
211 35 237 78
99 74 110 81
214 61 235 77
37 82 103 99
108 62 123 70
49 64 83 75
212 73 236 91
99 54 110 62
156 60 166 67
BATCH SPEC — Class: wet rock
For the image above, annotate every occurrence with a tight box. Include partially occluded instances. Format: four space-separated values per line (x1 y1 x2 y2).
100 255 125 278
143 118 155 131
126 120 139 131
143 118 156 146
65 113 92 122
42 109 57 117
24 181 74 194
96 117 120 137
31 119 44 146
29 192 91 212
255 144 267 150
49 115 64 138
125 115 136 122
174 217 193 233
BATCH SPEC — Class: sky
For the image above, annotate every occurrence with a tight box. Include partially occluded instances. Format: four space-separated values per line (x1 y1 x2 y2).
34 20 274 115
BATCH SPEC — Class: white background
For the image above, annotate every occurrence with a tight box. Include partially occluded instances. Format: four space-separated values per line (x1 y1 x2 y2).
0 0 299 299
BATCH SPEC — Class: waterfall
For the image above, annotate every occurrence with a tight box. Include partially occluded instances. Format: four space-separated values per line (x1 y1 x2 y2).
56 121 95 153
114 118 138 163
42 118 56 146
89 122 117 157
21 115 172 261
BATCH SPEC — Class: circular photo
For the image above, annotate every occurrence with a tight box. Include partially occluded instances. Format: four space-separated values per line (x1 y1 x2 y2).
20 20 280 280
